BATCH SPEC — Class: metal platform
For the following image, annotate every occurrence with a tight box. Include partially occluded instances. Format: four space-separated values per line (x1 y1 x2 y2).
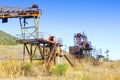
17 38 63 46
17 37 64 69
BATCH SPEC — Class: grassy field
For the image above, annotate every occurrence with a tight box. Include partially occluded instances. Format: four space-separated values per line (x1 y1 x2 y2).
0 45 120 80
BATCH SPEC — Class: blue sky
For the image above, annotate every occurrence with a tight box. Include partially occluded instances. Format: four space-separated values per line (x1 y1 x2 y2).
0 0 120 60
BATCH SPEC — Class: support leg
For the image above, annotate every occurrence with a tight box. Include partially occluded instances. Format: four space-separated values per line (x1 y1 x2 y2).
30 44 33 63
64 54 74 67
43 43 46 64
23 44 26 63
37 45 44 59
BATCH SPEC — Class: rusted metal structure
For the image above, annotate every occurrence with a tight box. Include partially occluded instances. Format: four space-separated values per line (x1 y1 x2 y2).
0 4 41 39
69 32 93 58
17 36 64 68
0 4 74 68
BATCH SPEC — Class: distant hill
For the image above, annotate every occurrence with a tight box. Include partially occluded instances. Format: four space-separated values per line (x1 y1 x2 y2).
0 30 18 45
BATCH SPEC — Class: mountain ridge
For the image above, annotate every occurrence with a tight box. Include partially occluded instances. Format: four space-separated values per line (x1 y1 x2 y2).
0 30 18 45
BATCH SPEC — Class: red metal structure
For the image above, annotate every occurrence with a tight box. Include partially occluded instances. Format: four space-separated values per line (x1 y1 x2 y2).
69 32 93 58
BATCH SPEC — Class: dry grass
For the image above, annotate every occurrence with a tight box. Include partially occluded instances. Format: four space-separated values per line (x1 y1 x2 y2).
0 59 120 80
0 45 120 80
0 60 46 78
0 60 22 78
69 60 120 80
0 45 23 60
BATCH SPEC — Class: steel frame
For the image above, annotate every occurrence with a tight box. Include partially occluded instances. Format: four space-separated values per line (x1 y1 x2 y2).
0 4 74 68
17 39 62 67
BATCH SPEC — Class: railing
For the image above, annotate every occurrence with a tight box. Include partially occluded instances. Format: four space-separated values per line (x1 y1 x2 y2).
16 32 63 45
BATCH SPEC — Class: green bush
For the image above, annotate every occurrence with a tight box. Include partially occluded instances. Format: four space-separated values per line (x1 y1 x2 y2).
51 63 68 76
82 73 89 80
24 63 32 72
34 54 42 59
23 63 33 76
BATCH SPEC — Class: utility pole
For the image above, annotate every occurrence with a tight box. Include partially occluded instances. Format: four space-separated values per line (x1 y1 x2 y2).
105 49 110 61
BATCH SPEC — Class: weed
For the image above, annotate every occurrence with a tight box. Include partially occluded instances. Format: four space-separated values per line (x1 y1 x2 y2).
82 73 89 80
51 63 68 76
24 63 32 72
23 63 34 76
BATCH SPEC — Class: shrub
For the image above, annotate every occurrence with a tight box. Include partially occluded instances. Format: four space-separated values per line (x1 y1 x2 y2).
23 63 33 76
82 73 89 80
24 63 32 72
51 63 68 76
23 62 41 77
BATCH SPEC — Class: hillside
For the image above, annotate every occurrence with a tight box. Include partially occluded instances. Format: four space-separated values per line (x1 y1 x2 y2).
0 30 18 45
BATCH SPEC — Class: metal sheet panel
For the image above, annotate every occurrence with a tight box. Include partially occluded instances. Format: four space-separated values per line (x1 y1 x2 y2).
69 46 80 54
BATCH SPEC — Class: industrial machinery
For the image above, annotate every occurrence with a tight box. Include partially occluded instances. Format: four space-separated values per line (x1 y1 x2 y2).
69 32 93 58
0 4 41 39
0 4 74 69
